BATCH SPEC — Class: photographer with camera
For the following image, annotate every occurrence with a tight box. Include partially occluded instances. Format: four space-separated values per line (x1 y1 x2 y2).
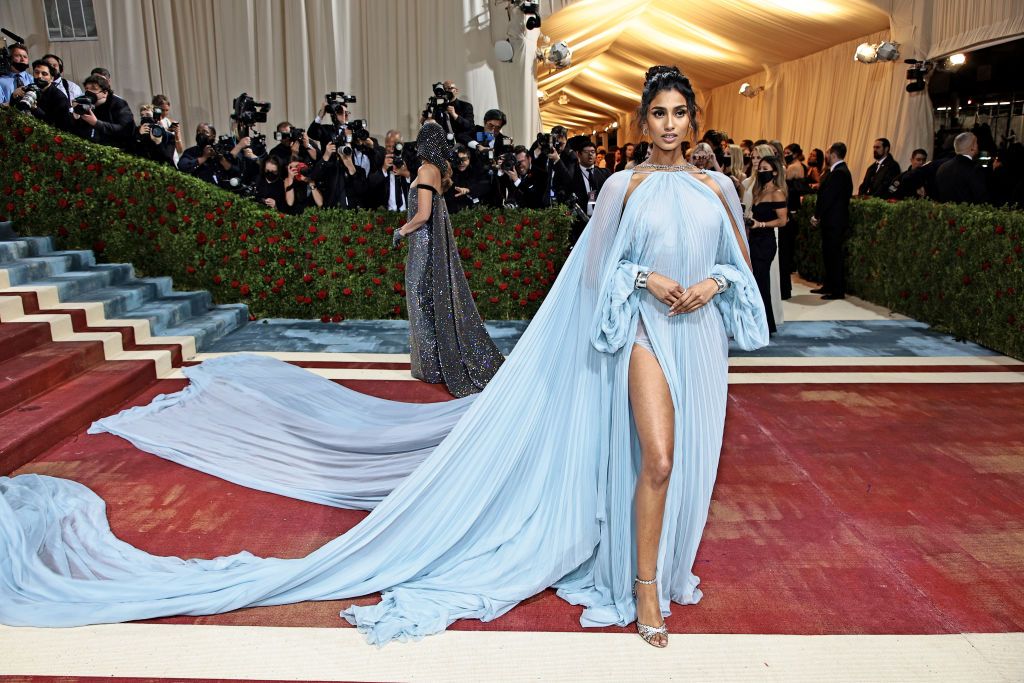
270 121 319 165
283 159 323 214
252 155 288 212
552 136 609 245
497 144 550 209
364 130 415 211
132 103 176 165
460 108 511 156
149 95 184 159
308 93 372 175
422 80 474 140
0 40 31 104
40 53 82 103
445 143 489 214
177 123 239 185
10 59 72 131
308 135 366 209
71 75 134 150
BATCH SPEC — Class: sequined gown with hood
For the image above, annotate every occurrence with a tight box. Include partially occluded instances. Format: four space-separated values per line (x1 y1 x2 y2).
402 121 504 397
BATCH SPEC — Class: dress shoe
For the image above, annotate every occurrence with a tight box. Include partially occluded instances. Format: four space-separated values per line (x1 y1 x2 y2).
821 293 845 300
809 287 828 294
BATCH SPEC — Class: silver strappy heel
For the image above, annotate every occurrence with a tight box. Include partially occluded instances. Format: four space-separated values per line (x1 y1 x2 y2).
632 575 669 647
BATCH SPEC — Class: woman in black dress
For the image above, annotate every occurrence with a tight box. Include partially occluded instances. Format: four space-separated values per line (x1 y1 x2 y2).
748 155 788 333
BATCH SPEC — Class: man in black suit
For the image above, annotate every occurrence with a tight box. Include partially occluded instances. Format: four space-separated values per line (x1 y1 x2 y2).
71 75 135 150
439 80 474 140
11 60 72 131
499 145 551 209
858 137 901 198
811 142 853 299
553 136 610 245
935 132 989 204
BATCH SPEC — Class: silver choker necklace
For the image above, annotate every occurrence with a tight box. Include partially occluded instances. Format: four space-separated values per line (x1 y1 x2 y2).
634 161 705 173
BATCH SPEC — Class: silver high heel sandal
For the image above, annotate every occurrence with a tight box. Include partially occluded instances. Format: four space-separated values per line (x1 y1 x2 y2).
632 575 669 647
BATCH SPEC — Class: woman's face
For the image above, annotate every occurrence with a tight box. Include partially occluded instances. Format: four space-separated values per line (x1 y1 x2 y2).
645 89 690 154
808 150 818 165
624 144 634 159
758 159 775 179
265 162 280 177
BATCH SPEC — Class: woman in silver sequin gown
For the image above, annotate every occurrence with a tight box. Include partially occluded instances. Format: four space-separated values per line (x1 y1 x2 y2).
394 122 504 397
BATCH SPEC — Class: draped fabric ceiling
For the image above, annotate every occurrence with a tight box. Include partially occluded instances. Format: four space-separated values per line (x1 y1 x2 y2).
536 0 891 132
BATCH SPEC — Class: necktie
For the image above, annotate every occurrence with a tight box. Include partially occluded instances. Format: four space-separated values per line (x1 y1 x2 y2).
396 176 406 211
586 167 594 191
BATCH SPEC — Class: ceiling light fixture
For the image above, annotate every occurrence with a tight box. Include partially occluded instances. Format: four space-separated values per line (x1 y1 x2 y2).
536 40 572 69
739 82 764 98
854 41 900 64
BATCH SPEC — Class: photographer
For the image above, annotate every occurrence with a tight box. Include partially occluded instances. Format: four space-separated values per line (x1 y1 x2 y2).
10 60 72 130
150 95 184 159
445 144 489 214
364 131 414 211
71 75 134 150
177 123 239 185
460 108 511 158
283 160 322 214
429 80 474 140
308 137 366 209
553 136 609 245
499 145 550 209
253 156 288 212
0 42 31 104
132 103 176 166
308 94 371 175
40 53 82 102
269 121 318 165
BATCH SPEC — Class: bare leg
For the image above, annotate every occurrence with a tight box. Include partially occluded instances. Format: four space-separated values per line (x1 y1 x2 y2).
629 342 674 648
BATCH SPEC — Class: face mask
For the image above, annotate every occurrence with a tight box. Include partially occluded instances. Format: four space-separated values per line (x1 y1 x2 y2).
13 62 29 73
784 153 793 164
196 135 213 147
743 154 751 162
32 77 49 89
264 171 279 181
757 170 774 185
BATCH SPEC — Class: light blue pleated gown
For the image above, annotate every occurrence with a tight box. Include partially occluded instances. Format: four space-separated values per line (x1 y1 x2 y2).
0 170 768 644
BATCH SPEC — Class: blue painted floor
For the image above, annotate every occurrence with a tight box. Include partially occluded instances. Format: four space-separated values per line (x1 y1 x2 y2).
207 318 999 358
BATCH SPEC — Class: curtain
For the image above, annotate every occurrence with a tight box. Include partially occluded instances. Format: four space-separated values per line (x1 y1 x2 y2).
0 0 537 143
705 30 900 186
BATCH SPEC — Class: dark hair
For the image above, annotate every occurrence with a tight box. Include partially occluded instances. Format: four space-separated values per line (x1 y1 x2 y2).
41 53 64 73
636 65 699 137
633 141 651 163
11 43 28 55
512 144 529 156
829 142 847 159
276 121 293 132
152 94 170 108
483 109 507 126
911 148 928 159
785 143 803 157
261 155 286 174
83 74 112 95
876 137 891 150
809 147 824 168
90 67 111 80
31 59 56 79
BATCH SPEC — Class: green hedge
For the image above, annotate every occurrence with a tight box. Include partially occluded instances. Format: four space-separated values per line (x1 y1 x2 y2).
0 109 572 321
794 195 1024 359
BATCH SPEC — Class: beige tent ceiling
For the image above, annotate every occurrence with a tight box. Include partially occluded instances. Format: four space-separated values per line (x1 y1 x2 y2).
536 0 890 130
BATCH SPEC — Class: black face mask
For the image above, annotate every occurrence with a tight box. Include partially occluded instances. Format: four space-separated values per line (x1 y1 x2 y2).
13 62 29 73
32 77 49 90
196 135 213 147
743 154 751 162
784 153 793 164
264 171 279 182
757 170 775 185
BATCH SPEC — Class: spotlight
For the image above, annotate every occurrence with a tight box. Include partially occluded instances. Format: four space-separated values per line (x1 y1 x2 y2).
943 53 966 71
557 93 570 105
536 40 572 69
854 41 900 64
739 82 763 98
494 39 514 63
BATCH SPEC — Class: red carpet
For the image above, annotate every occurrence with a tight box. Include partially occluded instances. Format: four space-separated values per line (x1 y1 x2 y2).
13 379 1024 636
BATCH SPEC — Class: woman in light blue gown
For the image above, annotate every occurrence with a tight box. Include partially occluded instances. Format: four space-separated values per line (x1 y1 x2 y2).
0 66 768 647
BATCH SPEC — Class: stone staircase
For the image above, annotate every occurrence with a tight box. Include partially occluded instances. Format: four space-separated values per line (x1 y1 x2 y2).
0 231 248 474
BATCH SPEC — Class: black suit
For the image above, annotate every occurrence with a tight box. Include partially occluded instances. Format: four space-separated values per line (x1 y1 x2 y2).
439 99 474 140
814 161 853 296
27 85 73 131
72 95 134 150
935 155 989 205
554 161 610 244
858 155 901 198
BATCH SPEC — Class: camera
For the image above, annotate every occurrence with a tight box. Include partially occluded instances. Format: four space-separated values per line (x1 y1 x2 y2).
217 176 257 198
212 134 236 156
140 115 165 139
335 119 370 156
0 28 25 77
392 142 405 169
273 126 305 143
535 132 553 156
325 91 356 117
14 84 39 112
72 92 96 116
231 93 270 127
